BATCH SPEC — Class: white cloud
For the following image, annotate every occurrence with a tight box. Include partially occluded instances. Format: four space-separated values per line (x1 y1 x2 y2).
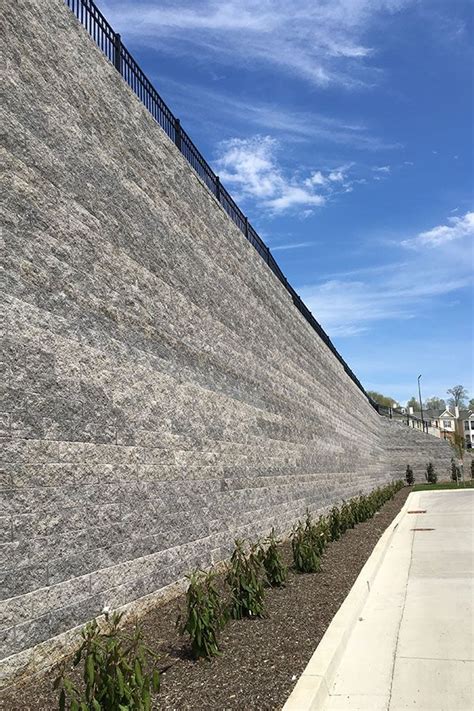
216 136 281 200
403 211 474 248
271 241 314 251
214 136 359 214
156 79 399 151
104 0 417 88
328 170 347 182
301 270 471 337
372 165 391 173
298 212 474 337
267 188 326 213
306 171 327 186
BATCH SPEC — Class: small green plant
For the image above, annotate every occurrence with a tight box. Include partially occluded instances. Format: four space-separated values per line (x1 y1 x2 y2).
350 498 361 525
340 501 354 533
291 519 320 573
180 570 226 660
451 457 459 483
226 540 266 619
54 612 159 711
304 510 320 547
259 529 287 587
405 465 414 486
471 459 474 479
425 461 437 484
315 515 330 554
356 495 370 522
329 505 342 540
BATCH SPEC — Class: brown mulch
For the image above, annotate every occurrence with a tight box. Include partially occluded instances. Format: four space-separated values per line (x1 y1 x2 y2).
2 488 409 711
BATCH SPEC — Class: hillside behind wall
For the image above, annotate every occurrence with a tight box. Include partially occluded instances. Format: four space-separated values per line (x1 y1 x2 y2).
0 0 452 684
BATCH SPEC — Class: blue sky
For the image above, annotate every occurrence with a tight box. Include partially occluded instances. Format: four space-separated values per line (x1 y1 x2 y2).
101 0 473 406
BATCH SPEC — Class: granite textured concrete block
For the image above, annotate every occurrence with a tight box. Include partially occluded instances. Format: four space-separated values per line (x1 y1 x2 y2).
1 0 453 684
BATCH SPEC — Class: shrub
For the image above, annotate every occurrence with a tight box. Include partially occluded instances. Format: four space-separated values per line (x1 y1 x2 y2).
471 459 474 479
304 510 320 547
291 519 320 573
366 490 378 517
350 498 361 525
259 529 287 587
451 458 459 483
54 612 159 711
405 465 414 486
315 515 330 554
226 540 266 619
180 570 225 660
329 505 342 540
355 495 370 522
340 501 354 533
425 461 437 484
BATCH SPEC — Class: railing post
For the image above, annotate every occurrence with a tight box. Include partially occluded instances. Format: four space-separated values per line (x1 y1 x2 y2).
215 176 221 202
244 216 249 239
114 33 122 73
174 118 181 151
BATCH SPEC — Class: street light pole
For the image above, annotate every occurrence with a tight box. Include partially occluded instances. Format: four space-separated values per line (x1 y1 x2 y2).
418 374 425 433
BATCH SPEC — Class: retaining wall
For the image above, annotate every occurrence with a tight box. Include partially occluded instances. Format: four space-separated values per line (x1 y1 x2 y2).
0 0 452 684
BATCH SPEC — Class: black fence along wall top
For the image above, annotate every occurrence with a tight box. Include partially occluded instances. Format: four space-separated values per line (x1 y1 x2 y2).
64 0 372 406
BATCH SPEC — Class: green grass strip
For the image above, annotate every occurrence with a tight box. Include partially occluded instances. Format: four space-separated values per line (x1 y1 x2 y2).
412 480 474 491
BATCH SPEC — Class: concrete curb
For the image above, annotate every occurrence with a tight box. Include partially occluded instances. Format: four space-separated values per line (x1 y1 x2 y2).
283 491 418 711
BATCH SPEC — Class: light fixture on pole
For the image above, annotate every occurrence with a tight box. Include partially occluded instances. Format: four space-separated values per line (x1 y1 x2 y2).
418 374 425 432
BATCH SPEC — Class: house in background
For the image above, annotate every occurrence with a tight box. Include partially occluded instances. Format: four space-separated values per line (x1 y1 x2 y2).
461 410 474 449
418 406 474 448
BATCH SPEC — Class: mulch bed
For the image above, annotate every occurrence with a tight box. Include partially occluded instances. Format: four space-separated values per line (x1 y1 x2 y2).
2 487 409 711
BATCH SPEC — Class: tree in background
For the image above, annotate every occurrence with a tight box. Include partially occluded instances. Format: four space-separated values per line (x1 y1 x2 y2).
367 391 397 408
425 462 437 484
469 398 474 411
406 396 420 411
424 397 446 411
447 385 468 409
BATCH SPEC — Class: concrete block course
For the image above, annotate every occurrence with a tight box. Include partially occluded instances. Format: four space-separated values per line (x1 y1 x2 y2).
1 0 453 684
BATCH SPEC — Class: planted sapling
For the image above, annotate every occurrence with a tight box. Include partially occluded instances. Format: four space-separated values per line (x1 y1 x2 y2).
259 529 287 587
54 612 159 711
291 520 320 573
180 570 226 660
425 461 437 484
329 505 342 540
226 540 266 619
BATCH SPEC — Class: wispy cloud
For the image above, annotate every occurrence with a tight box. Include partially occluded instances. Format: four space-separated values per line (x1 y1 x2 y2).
402 210 474 248
214 135 360 214
301 271 471 337
271 242 314 251
298 212 474 337
155 79 399 151
104 0 417 89
372 165 391 173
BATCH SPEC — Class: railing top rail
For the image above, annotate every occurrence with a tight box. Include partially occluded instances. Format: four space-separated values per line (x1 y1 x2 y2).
64 0 378 411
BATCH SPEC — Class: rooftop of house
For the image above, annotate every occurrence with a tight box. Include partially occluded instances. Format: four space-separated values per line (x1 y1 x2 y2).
423 408 473 420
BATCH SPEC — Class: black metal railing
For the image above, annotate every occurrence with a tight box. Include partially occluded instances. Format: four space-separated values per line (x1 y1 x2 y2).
373 404 430 433
64 0 378 410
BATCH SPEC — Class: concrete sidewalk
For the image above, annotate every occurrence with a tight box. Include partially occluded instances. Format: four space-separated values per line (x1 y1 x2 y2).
284 489 474 711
